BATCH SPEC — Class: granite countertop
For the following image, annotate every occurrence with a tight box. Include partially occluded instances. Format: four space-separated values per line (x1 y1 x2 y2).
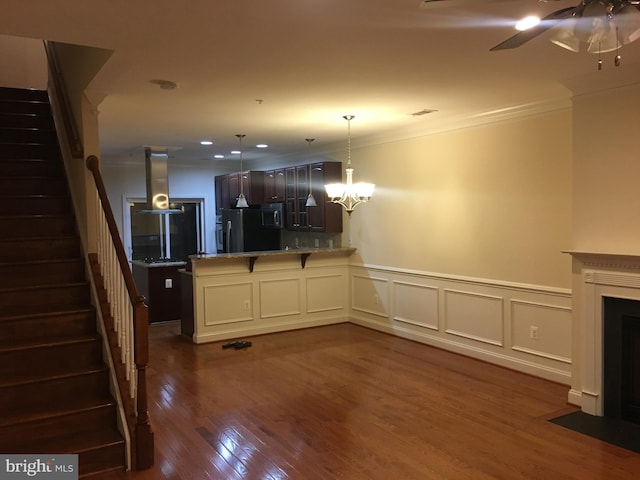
131 260 187 268
190 247 356 261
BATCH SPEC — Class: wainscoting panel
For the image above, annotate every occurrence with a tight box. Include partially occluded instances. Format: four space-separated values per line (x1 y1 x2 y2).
392 281 438 330
192 255 351 343
260 277 302 319
349 264 572 384
511 300 572 363
444 289 504 346
352 274 389 318
307 273 347 313
203 282 254 326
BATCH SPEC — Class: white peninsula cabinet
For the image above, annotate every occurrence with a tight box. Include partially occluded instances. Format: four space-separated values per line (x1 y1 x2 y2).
183 248 355 343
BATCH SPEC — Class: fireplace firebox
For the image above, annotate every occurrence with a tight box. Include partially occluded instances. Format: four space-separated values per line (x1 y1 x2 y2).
603 296 640 424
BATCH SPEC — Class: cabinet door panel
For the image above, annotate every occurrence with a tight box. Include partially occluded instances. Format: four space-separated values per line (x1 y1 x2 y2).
309 162 343 233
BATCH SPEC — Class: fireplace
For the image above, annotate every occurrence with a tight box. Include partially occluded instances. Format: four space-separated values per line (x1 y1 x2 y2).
567 251 640 417
603 296 640 423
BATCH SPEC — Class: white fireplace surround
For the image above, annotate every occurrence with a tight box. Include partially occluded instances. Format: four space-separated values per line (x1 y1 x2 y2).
570 251 640 416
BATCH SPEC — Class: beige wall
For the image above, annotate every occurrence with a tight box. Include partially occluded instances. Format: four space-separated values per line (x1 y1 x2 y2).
569 80 640 408
572 82 640 252
348 110 573 289
0 35 46 89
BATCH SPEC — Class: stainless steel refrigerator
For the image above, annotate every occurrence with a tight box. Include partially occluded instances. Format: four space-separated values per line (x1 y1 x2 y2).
221 208 281 253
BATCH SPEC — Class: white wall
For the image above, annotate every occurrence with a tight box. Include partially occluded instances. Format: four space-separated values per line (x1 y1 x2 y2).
0 35 46 89
572 82 640 252
348 110 573 289
101 159 222 255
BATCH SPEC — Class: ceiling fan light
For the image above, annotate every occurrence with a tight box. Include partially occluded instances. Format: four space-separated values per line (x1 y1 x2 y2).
550 19 580 52
515 15 540 31
616 4 640 44
572 15 607 43
586 26 620 53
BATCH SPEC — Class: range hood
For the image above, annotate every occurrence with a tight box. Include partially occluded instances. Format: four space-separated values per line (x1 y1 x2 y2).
141 147 182 214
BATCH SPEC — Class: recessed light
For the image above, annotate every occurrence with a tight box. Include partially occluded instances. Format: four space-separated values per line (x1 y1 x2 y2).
214 154 225 159
256 144 268 148
200 140 213 145
231 150 241 155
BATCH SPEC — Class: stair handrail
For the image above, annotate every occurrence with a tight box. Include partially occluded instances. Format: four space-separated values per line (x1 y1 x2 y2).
86 154 154 470
43 41 83 159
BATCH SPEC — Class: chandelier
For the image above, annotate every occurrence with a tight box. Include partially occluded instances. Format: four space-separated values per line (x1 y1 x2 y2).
325 115 375 216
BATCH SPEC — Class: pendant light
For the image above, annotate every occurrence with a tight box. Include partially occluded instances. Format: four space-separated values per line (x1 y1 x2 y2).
325 115 374 216
235 134 249 208
304 138 318 207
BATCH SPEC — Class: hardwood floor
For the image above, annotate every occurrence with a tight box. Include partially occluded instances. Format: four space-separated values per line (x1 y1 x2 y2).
94 322 640 480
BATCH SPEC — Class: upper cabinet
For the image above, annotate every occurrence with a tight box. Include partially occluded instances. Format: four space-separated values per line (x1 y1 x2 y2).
308 162 343 233
264 168 286 202
215 171 265 211
285 165 310 231
214 163 343 232
214 174 229 212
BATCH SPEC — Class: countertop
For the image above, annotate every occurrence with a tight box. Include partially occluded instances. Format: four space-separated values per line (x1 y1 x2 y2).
190 247 356 261
131 260 187 268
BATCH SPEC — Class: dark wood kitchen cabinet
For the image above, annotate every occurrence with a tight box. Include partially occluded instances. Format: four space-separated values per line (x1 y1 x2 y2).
132 261 185 323
308 161 343 233
264 168 286 202
214 174 229 212
286 165 310 230
216 170 265 208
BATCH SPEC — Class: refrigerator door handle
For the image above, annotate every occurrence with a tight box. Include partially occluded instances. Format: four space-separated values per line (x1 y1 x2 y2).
225 220 232 253
274 210 280 227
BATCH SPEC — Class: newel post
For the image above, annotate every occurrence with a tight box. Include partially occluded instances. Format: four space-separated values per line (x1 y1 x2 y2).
133 295 154 469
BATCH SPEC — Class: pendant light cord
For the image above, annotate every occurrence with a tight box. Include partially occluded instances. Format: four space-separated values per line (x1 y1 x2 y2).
343 115 354 168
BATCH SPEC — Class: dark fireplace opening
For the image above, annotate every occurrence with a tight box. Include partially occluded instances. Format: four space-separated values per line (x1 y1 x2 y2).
603 296 640 424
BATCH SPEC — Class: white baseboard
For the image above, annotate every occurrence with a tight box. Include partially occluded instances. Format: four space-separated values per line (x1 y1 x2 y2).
193 316 348 344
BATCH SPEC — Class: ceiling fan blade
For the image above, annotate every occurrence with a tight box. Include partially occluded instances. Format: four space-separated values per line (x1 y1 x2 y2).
490 6 578 51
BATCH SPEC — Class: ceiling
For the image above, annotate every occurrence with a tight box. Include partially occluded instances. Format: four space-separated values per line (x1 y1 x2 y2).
1 0 639 169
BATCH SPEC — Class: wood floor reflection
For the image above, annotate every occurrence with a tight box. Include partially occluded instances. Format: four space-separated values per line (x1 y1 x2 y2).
94 322 640 480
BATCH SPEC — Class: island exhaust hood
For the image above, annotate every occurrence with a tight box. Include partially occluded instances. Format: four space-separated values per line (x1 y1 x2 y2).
142 147 182 214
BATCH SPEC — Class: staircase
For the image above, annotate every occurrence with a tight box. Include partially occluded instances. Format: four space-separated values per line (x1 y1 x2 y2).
0 87 126 477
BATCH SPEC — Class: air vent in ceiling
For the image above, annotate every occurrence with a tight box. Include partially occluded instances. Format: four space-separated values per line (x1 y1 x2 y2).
411 108 438 116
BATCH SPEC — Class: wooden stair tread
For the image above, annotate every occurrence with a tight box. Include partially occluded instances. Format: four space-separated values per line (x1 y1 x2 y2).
0 307 94 322
7 427 124 453
0 233 78 244
0 398 116 429
0 258 83 267
0 365 108 389
0 281 88 293
0 333 99 353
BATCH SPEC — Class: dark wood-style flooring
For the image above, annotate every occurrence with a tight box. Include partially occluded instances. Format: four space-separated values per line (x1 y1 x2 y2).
94 322 640 479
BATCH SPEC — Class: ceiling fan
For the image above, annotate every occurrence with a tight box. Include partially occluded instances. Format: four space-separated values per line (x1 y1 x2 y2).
490 0 640 53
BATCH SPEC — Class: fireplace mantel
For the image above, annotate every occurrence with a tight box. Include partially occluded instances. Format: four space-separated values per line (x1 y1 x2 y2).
564 250 640 269
566 250 640 416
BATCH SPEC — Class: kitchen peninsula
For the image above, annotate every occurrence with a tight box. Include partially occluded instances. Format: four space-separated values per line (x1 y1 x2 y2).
181 247 355 343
